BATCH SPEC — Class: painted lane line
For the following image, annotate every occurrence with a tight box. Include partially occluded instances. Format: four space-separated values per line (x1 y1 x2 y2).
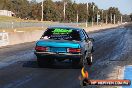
123 65 132 88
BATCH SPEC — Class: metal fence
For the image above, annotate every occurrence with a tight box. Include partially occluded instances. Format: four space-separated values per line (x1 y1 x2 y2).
0 22 92 29
0 22 46 29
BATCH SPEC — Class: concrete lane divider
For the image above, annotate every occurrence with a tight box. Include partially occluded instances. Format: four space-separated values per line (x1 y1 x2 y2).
0 30 44 47
0 32 9 47
8 30 44 45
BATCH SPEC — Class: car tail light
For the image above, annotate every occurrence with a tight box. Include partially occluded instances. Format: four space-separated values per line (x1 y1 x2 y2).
67 48 81 53
35 46 48 51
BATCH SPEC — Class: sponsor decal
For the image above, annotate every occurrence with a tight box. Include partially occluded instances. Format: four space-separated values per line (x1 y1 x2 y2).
52 28 73 34
79 67 131 87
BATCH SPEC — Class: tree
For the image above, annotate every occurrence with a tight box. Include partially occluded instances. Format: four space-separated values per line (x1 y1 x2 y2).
122 14 131 22
0 0 123 23
0 0 5 9
43 0 57 21
30 3 41 20
0 0 31 19
107 7 121 23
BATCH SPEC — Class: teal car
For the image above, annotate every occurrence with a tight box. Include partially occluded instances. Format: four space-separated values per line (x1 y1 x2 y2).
34 27 94 67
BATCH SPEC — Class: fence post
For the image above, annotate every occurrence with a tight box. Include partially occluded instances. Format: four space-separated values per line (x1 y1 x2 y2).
12 22 14 29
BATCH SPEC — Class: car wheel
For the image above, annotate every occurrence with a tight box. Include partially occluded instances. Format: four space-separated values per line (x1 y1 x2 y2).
72 55 86 68
91 47 94 53
86 53 93 66
80 55 87 67
37 56 54 67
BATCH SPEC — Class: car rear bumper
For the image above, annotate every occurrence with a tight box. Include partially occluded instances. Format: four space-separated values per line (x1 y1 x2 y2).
34 51 82 59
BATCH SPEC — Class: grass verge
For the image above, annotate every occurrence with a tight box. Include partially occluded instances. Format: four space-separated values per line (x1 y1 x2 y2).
0 27 46 32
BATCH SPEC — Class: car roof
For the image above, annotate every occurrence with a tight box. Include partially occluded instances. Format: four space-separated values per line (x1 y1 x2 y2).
48 26 83 31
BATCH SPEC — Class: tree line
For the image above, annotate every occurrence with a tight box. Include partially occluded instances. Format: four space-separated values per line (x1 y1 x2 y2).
0 0 131 23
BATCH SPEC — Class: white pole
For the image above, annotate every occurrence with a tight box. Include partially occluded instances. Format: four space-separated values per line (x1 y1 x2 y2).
12 22 14 29
111 13 112 24
92 18 93 26
121 16 122 24
41 0 43 21
63 2 66 21
41 0 44 28
93 5 95 13
102 10 103 23
86 3 88 27
92 5 95 26
77 11 79 26
87 3 89 14
77 0 79 26
97 11 99 25
114 14 115 24
86 20 88 27
106 14 108 24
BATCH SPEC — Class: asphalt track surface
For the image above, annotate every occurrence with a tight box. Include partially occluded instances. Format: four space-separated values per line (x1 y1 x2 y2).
0 24 132 88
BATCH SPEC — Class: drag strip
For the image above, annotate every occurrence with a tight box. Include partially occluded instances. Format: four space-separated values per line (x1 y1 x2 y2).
0 25 132 88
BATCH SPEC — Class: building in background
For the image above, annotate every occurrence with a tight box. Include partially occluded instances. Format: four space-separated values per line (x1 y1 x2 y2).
0 10 15 17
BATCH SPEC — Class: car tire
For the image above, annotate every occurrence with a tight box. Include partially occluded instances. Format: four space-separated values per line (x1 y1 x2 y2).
91 47 94 53
37 56 54 67
86 53 93 66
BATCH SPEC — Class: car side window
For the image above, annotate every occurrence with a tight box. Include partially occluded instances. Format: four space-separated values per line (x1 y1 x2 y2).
79 30 85 40
82 29 89 39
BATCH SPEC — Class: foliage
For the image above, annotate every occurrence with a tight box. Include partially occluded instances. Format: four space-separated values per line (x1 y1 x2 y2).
0 0 130 23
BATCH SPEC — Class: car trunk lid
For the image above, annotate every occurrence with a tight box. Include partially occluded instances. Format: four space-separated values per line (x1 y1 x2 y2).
36 39 80 53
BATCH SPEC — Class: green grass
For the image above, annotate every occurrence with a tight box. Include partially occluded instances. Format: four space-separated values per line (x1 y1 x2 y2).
0 16 44 22
0 27 45 32
0 16 23 22
0 16 60 23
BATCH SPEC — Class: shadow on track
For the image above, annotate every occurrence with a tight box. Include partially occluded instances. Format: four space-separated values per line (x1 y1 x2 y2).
22 60 82 69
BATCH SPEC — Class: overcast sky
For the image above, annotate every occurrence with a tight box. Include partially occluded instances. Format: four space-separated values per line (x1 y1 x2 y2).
28 0 132 15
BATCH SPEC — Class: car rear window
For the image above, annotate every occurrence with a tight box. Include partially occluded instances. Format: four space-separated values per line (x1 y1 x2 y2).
42 28 81 41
